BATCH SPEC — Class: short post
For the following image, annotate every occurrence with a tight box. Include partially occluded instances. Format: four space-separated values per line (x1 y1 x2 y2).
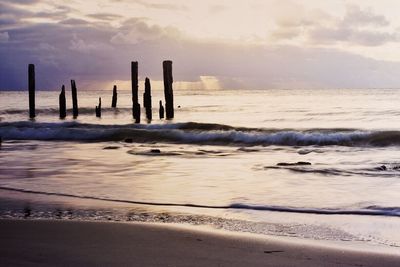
144 77 152 121
163 60 174 119
59 85 66 119
111 85 117 108
28 64 35 118
71 80 78 118
95 97 101 117
159 100 165 119
131 61 140 123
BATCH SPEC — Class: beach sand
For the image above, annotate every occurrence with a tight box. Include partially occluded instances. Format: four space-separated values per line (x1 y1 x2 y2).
0 219 399 266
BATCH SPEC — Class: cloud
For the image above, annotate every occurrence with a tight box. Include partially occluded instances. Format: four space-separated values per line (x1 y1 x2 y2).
110 18 181 45
0 32 9 42
308 27 398 47
2 2 400 90
87 13 121 21
342 5 389 27
0 0 41 4
69 36 105 52
117 0 187 11
272 4 398 47
60 18 89 25
208 4 227 15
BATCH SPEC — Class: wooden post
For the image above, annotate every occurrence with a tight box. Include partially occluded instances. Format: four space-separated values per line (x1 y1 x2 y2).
133 103 140 123
59 85 66 119
131 61 140 123
144 77 152 121
111 85 117 108
95 97 101 117
159 100 164 119
71 80 78 118
28 64 35 118
163 60 174 119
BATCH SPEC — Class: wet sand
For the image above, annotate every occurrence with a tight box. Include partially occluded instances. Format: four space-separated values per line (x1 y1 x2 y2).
0 219 399 266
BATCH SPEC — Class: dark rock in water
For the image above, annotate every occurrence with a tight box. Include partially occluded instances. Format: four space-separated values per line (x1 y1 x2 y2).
150 149 161 153
124 138 133 143
393 166 400 170
24 206 31 219
238 147 260 152
103 146 120 150
277 162 312 166
375 165 387 171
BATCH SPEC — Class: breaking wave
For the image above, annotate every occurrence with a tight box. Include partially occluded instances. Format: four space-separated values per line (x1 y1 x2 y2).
1 121 400 147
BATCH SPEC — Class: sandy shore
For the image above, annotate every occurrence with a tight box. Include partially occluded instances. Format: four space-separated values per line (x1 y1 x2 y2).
0 219 399 267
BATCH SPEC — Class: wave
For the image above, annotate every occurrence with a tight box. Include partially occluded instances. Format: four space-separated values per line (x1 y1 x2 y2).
0 186 399 217
1 121 400 147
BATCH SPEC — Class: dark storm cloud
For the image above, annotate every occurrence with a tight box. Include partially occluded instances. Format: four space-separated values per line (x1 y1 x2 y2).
0 0 41 4
0 2 32 17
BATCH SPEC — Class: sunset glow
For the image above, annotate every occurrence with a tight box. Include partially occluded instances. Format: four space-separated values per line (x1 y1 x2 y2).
1 0 400 90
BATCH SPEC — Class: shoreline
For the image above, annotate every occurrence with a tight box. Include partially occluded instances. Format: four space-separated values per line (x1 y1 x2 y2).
1 219 400 266
1 188 400 255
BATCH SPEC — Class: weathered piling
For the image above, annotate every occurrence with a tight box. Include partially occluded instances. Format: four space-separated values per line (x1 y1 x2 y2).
28 64 35 118
163 60 174 119
131 61 140 123
95 97 101 117
159 100 165 119
71 80 78 118
133 103 140 123
111 85 117 108
59 85 66 119
144 77 152 121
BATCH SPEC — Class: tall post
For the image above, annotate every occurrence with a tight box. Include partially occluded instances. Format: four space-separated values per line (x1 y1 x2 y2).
159 100 164 119
131 61 138 104
163 60 174 119
95 97 101 118
28 64 35 118
144 77 152 121
131 61 140 123
71 80 78 118
59 85 66 119
111 85 117 108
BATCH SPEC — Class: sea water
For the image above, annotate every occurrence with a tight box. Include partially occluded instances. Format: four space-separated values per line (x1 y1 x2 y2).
1 89 400 250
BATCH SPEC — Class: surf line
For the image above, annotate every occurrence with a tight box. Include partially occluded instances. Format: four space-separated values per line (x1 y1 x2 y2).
0 186 398 217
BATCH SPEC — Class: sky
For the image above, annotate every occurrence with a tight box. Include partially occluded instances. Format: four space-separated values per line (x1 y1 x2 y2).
1 0 400 90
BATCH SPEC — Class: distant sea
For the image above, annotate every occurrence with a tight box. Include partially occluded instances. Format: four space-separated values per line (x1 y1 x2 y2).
1 89 400 250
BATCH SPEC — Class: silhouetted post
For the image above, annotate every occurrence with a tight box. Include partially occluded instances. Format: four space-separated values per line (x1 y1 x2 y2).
59 85 66 119
131 61 140 123
28 64 35 118
144 77 152 121
159 100 164 119
71 80 78 118
95 97 101 117
163 60 174 119
111 85 117 108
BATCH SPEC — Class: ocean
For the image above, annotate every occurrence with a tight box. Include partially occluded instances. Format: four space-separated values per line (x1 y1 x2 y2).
1 88 400 250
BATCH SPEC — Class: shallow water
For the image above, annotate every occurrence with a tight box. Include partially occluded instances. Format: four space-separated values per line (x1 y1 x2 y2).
1 89 400 249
